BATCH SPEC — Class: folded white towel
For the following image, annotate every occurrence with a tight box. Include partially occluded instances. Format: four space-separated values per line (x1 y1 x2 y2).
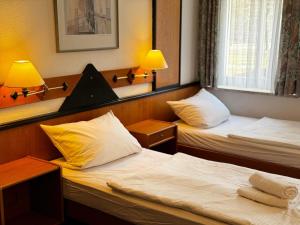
249 172 298 200
237 187 289 208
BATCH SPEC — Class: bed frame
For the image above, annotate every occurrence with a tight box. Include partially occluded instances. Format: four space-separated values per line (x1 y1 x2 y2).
177 143 300 179
64 199 135 225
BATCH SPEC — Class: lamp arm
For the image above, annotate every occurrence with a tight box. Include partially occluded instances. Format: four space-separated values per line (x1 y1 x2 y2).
113 72 149 83
10 82 68 100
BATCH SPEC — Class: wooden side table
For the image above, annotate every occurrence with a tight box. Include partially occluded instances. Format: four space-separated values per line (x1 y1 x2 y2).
0 156 63 225
126 119 177 154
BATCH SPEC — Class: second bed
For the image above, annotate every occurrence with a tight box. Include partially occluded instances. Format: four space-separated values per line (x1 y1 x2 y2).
176 115 300 170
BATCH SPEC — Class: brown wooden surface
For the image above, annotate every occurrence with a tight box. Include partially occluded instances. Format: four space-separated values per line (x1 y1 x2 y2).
44 68 153 95
177 144 300 179
42 74 81 101
155 0 181 88
126 119 176 135
127 120 178 155
103 67 153 88
0 157 63 225
0 157 59 189
0 85 199 164
0 67 153 109
0 86 44 109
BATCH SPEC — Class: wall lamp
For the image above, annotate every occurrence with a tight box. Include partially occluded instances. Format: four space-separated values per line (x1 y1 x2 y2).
4 60 68 100
112 50 168 89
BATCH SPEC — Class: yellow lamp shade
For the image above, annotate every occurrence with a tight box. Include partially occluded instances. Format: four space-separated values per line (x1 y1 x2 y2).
4 60 45 88
140 50 168 70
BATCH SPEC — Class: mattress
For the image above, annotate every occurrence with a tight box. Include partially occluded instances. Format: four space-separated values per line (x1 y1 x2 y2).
53 149 226 225
176 115 300 168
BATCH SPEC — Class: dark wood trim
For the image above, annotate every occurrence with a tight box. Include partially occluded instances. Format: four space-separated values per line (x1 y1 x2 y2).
152 0 157 49
0 82 198 131
178 0 183 86
177 144 300 179
156 83 180 92
152 0 157 91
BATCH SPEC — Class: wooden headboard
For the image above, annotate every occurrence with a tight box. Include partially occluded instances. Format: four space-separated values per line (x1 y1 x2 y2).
0 84 199 164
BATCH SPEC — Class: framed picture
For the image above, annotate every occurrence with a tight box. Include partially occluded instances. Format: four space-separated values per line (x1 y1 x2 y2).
54 0 119 52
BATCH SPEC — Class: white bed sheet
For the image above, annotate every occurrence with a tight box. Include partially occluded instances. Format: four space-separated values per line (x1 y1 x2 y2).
53 149 227 225
228 117 300 149
176 115 300 168
107 153 300 225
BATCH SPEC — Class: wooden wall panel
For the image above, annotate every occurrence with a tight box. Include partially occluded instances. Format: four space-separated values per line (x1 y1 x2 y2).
0 67 153 109
155 0 181 89
0 85 199 164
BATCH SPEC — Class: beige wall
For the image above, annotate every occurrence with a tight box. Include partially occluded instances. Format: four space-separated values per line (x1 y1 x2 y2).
0 0 152 124
180 0 199 85
0 0 152 82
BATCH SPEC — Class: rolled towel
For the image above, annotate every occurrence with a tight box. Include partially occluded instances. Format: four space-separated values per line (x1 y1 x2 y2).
237 187 289 208
249 172 298 200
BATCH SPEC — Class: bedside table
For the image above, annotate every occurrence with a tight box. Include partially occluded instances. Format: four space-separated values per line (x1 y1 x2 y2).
0 156 63 225
126 119 177 154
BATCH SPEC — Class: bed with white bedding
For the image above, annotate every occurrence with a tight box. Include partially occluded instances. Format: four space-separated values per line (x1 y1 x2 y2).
53 149 226 225
53 149 300 225
176 115 300 169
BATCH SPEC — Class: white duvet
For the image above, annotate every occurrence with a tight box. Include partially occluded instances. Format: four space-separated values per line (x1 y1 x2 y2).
228 117 300 149
108 153 300 225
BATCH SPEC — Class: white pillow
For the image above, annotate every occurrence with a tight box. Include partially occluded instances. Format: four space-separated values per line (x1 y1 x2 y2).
41 111 142 169
167 89 230 128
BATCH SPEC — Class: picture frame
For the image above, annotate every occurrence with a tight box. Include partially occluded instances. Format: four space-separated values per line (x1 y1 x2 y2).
54 0 119 52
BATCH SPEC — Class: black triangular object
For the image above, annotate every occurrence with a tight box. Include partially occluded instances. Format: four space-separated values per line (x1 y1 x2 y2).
59 64 119 112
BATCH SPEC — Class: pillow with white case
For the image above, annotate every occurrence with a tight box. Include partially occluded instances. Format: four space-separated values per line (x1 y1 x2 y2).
41 111 142 169
167 89 230 128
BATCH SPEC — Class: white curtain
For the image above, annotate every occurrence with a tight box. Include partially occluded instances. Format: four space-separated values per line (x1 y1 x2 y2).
216 0 283 93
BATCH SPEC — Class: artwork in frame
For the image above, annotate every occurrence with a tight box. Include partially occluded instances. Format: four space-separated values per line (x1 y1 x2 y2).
54 0 119 52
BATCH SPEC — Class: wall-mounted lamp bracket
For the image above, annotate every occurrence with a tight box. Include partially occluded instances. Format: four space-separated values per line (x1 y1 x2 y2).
113 75 128 83
113 72 149 84
10 88 30 100
10 82 69 100
134 72 148 79
127 74 135 84
47 82 69 92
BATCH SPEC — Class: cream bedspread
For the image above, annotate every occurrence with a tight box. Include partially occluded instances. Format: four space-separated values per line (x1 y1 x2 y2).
108 153 300 225
228 117 300 150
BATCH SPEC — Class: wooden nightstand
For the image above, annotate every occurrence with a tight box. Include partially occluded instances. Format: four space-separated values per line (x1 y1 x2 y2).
126 119 177 154
0 156 63 225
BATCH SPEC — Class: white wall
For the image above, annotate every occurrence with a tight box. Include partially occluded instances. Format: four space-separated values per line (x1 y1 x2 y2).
181 0 300 120
180 0 200 85
0 0 152 124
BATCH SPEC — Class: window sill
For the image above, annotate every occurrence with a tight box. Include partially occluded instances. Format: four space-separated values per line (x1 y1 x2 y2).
210 86 274 96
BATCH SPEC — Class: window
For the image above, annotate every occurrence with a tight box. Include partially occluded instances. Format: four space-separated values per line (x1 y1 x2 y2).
216 0 283 93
